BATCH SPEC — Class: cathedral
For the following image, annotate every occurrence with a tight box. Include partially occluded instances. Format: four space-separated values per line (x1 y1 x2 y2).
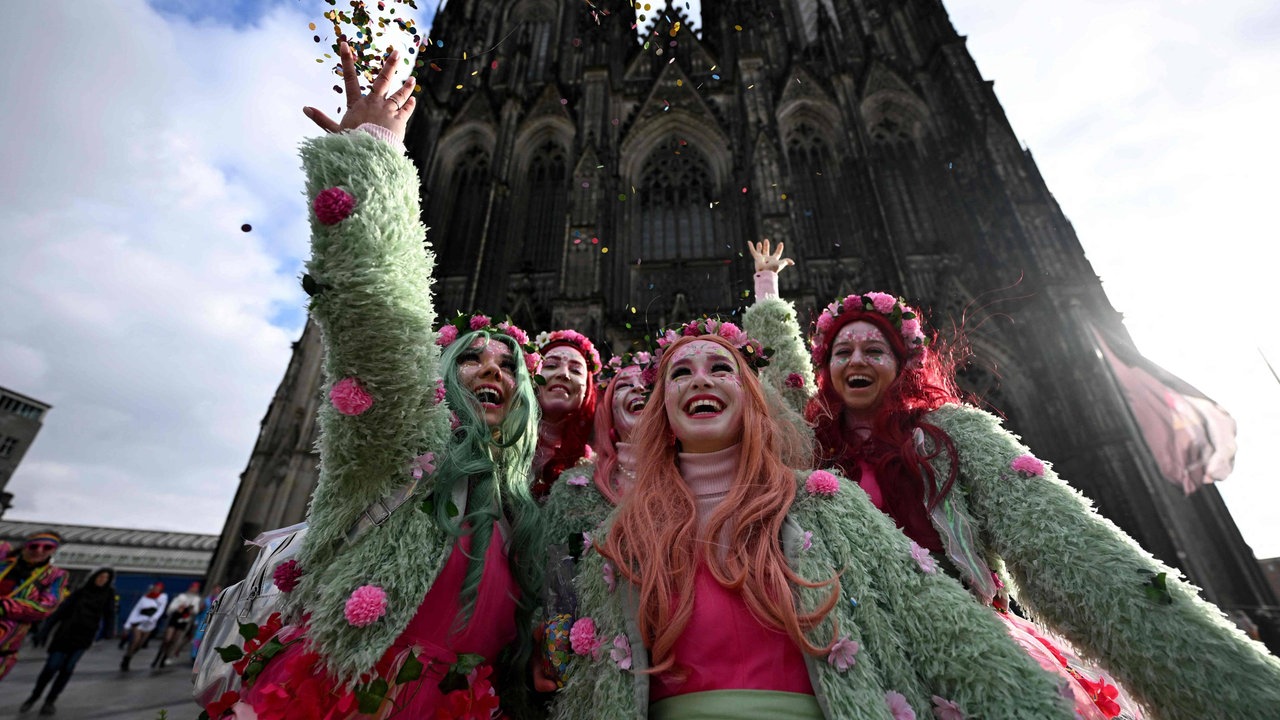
207 0 1278 647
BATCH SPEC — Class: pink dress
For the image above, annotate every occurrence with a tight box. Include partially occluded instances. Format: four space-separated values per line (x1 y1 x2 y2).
238 526 517 719
650 564 813 701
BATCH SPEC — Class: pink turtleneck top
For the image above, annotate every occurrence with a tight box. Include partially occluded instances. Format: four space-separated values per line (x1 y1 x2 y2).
649 444 814 702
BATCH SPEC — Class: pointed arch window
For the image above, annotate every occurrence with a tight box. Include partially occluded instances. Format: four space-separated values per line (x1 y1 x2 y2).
786 123 842 256
637 138 715 261
520 140 568 272
435 146 492 276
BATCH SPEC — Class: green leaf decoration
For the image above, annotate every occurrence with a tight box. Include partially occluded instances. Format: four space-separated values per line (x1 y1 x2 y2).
453 653 485 674
396 653 424 684
238 622 259 641
355 678 390 714
446 499 460 519
1138 569 1174 604
215 644 244 662
421 498 434 514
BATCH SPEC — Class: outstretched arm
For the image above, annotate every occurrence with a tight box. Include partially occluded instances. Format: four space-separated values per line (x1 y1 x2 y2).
742 240 816 418
285 44 458 678
934 404 1280 720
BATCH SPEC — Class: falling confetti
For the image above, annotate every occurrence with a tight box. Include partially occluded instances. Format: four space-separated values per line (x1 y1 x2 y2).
241 224 253 232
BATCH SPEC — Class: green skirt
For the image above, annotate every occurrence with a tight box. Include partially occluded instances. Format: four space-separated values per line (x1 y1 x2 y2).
650 690 824 720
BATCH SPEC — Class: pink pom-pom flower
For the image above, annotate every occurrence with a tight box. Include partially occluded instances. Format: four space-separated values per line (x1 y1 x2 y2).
469 314 491 331
436 324 459 346
867 292 897 314
344 585 387 627
1011 453 1045 478
330 377 374 416
805 470 840 496
313 187 356 225
569 617 601 657
816 313 835 334
901 317 922 341
785 372 805 389
525 351 542 375
273 559 302 593
826 635 860 671
434 378 447 405
885 691 916 720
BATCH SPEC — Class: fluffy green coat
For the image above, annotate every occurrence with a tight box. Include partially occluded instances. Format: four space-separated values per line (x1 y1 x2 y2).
546 470 1076 720
282 131 455 680
927 403 1280 719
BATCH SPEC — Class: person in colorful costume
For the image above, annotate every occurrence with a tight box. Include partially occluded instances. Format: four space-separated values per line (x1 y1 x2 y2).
741 242 1280 719
531 329 602 499
547 330 1077 720
203 43 544 719
0 530 70 682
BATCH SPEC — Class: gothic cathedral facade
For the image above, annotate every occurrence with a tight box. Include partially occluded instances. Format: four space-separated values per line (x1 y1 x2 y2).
208 0 1279 646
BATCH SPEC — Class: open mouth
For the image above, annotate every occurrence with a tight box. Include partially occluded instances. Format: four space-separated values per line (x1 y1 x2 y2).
845 375 874 389
683 395 725 417
626 396 648 413
545 382 572 396
474 385 504 406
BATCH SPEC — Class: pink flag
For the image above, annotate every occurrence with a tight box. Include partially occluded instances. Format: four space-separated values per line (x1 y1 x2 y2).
1093 327 1236 494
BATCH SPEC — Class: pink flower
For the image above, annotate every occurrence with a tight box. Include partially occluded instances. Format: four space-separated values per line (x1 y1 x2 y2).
525 352 542 375
330 377 374 416
313 187 356 225
802 531 813 551
931 696 966 720
843 294 863 312
602 561 616 592
634 351 652 365
1011 453 1045 478
910 541 938 574
582 532 593 551
703 319 720 334
662 330 680 346
641 366 658 387
718 322 746 345
567 474 589 487
469 314 491 331
901 317 922 340
411 452 436 480
886 691 917 720
583 444 596 461
610 635 632 670
272 559 302 593
867 292 897 314
449 412 461 430
805 470 840 496
826 635 860 671
497 322 529 345
569 617 601 657
682 323 700 337
436 324 459 346
344 585 387 627
816 313 835 334
434 378 447 404
785 372 805 389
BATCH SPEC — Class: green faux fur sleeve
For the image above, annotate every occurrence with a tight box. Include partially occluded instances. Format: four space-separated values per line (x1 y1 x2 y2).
743 296 817 416
543 463 612 550
792 471 1075 720
930 403 1280 719
283 130 455 680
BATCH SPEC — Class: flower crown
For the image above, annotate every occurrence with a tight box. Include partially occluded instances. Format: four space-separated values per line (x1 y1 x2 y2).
534 329 603 375
811 292 929 366
655 317 774 372
435 312 542 375
601 350 658 387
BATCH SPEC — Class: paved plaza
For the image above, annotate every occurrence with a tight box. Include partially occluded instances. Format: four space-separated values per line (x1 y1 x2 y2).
0 643 198 719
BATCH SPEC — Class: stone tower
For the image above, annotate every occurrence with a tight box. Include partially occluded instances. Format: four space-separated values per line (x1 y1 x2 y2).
207 0 1278 646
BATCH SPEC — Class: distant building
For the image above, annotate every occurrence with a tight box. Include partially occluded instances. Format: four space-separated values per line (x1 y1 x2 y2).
0 520 217 631
0 386 52 518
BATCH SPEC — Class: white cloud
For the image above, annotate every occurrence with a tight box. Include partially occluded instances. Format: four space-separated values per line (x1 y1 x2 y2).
0 0 344 532
948 0 1280 557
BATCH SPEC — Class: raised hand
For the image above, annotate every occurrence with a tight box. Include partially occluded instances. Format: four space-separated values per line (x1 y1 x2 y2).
747 239 795 274
303 41 417 141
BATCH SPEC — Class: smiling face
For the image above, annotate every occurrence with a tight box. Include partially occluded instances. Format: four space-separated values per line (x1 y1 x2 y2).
610 365 649 443
537 345 589 421
663 340 745 453
457 336 519 427
828 321 900 423
21 539 57 565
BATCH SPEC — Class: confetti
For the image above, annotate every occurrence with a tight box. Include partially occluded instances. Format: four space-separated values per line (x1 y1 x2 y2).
241 224 252 232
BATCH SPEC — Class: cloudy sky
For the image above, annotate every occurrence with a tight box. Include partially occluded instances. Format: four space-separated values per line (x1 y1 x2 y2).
2 1 1277 558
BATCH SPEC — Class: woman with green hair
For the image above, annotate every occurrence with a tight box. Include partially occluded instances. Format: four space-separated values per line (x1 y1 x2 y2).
201 43 544 719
